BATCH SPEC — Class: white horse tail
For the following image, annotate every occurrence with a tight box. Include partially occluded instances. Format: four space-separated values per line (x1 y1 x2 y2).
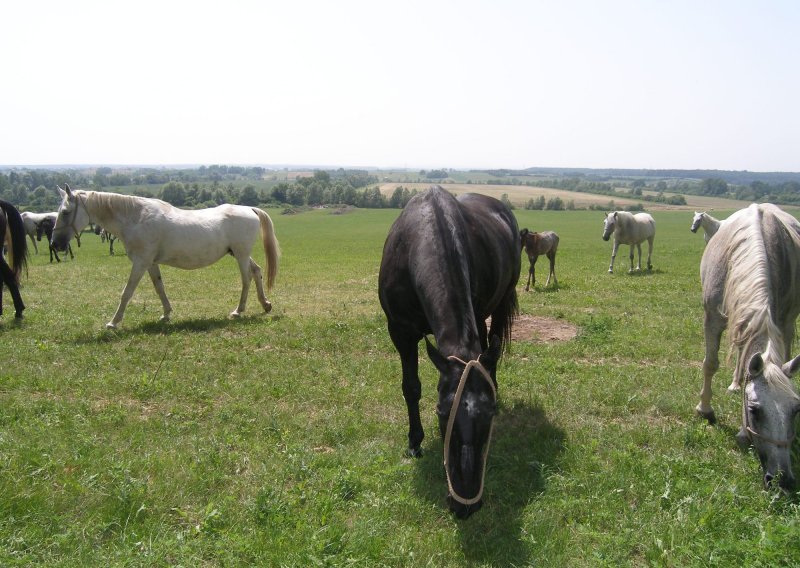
252 208 281 290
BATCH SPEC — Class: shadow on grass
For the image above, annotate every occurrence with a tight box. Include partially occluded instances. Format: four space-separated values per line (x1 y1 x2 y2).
412 401 565 565
71 313 283 344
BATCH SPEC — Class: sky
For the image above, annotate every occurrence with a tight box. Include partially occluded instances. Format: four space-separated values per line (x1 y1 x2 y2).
2 0 799 171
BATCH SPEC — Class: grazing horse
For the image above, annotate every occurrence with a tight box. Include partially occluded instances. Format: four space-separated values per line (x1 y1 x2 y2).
0 200 29 318
21 211 55 254
378 185 521 519
51 184 280 329
519 228 559 290
690 211 724 243
601 210 655 273
696 203 800 491
36 215 73 263
94 224 118 255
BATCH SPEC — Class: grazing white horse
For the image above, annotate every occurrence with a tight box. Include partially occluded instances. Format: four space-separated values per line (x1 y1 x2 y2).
697 203 800 491
601 211 655 273
51 185 280 329
690 211 724 243
20 211 56 254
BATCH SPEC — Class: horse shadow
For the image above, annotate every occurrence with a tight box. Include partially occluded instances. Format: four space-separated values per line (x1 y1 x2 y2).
411 400 565 564
71 314 282 343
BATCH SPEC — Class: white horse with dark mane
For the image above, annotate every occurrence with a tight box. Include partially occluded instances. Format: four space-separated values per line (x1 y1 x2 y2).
696 203 800 491
601 210 655 273
690 211 724 243
51 185 280 329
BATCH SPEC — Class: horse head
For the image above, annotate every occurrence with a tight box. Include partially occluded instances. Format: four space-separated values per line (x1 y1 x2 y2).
52 184 89 252
602 211 618 241
737 352 800 491
426 336 501 519
691 212 705 233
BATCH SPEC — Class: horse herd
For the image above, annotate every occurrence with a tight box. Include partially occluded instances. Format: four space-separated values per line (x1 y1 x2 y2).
2 184 799 519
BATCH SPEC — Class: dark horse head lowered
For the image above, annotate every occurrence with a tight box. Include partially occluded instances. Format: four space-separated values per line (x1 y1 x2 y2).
378 185 521 518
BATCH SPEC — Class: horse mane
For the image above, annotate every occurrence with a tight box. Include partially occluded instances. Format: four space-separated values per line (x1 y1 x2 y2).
722 204 800 398
82 190 170 220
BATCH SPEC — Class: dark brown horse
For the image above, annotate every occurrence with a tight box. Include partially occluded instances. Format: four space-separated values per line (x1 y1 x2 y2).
520 228 559 290
36 216 73 263
378 185 521 518
0 200 29 318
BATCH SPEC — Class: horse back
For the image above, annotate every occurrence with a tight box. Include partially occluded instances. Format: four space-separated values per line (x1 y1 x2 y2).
379 186 520 351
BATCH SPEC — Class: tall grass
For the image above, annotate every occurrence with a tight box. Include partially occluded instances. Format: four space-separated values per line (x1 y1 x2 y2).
1 207 798 566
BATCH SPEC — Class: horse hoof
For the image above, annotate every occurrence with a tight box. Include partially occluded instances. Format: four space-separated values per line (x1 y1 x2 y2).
726 383 740 392
263 302 272 314
159 315 171 323
105 322 118 330
229 311 242 319
406 447 423 458
695 405 717 425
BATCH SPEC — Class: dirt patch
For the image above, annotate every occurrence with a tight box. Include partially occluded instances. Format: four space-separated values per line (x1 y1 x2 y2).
511 315 579 343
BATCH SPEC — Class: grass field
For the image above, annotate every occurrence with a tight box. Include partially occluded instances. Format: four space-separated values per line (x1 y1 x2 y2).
2 204 800 566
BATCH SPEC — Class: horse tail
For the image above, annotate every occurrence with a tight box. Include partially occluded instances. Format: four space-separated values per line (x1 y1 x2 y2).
1 201 29 282
490 283 519 356
252 207 281 290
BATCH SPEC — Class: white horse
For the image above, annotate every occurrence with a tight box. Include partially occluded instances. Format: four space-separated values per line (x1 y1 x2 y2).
601 211 655 273
690 211 724 243
697 203 800 491
21 211 56 254
51 185 280 329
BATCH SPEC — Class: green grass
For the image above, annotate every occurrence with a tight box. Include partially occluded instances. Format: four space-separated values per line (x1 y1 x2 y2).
2 206 800 566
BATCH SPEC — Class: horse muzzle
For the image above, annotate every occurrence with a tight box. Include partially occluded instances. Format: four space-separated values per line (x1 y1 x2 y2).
602 234 610 241
447 494 483 519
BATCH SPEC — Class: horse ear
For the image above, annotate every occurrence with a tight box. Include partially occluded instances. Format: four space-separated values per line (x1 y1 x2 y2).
748 352 765 377
64 183 72 195
781 354 800 378
57 185 66 199
425 336 450 375
613 211 618 219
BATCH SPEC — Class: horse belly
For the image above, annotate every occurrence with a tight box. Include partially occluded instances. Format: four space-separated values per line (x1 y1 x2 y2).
155 230 238 270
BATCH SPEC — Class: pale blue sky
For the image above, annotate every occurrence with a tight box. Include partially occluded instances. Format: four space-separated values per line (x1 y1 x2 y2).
2 0 798 171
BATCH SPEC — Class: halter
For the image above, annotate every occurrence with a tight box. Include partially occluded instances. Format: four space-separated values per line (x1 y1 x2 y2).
62 193 88 242
741 374 797 449
443 355 497 506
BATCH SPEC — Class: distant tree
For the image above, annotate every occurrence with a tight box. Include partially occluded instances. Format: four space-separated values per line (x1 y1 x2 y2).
238 185 259 206
500 193 515 210
161 181 186 206
546 197 564 210
701 178 728 196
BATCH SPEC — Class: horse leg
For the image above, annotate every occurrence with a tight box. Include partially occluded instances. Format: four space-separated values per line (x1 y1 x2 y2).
28 234 38 255
697 311 724 423
609 241 619 273
147 264 173 323
68 244 74 260
528 257 538 290
230 254 254 318
0 259 25 318
389 325 424 456
546 251 556 287
629 244 638 272
108 262 148 329
646 237 653 271
249 258 272 314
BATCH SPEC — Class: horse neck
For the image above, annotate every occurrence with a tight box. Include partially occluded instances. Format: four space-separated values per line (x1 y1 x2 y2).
703 215 720 234
82 191 132 236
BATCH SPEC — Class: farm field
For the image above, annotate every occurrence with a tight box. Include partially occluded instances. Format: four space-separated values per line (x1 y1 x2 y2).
378 182 759 211
2 204 800 566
